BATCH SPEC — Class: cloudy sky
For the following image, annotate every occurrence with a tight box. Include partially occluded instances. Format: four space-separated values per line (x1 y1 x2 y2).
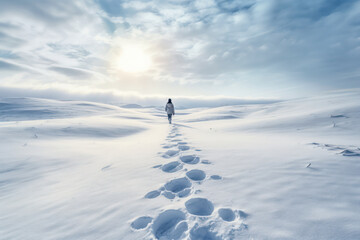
0 0 359 104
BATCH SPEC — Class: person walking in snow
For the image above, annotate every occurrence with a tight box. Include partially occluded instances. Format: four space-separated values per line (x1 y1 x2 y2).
165 98 175 124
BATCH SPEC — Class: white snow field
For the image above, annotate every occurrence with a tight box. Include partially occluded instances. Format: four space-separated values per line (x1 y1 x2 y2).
1 91 360 240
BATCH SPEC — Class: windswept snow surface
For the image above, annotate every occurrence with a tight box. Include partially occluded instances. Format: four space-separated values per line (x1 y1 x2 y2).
1 91 360 240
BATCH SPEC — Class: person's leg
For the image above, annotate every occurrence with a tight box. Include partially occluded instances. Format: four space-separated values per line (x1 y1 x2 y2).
168 114 172 124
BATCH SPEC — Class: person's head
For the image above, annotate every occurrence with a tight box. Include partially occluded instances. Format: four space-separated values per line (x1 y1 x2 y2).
168 98 172 103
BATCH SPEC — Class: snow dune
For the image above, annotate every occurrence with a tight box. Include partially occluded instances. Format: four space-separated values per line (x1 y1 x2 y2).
1 91 360 239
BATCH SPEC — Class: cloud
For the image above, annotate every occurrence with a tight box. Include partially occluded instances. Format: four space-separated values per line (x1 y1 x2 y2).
0 0 86 25
0 0 359 100
49 66 94 79
0 60 25 71
0 31 25 47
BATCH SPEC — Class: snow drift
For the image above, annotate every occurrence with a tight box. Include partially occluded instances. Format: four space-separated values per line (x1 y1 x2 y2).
1 90 360 240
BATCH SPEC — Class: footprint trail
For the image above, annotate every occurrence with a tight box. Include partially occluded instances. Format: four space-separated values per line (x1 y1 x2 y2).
131 125 249 239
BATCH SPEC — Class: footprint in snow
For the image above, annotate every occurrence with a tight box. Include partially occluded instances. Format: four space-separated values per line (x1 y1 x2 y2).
237 210 249 219
165 177 192 195
167 133 181 138
201 160 211 164
163 189 191 199
147 177 193 200
131 216 153 230
152 209 188 239
145 190 161 199
178 145 190 151
180 155 200 164
210 175 222 180
218 208 235 222
187 207 249 239
177 188 191 198
189 220 248 240
217 208 248 222
185 198 214 216
186 169 206 181
163 191 176 199
162 144 177 149
341 149 360 156
190 224 221 240
162 150 179 158
161 161 183 173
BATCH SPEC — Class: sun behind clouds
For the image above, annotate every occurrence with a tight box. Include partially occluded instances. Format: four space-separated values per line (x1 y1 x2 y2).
115 44 152 73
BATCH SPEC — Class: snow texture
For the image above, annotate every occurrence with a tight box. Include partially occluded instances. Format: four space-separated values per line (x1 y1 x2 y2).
1 91 360 239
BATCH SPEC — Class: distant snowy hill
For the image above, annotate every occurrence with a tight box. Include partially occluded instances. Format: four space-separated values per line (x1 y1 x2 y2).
1 91 360 240
121 103 143 109
0 98 118 121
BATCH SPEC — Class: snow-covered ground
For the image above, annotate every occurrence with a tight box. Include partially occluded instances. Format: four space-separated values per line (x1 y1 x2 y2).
1 91 360 240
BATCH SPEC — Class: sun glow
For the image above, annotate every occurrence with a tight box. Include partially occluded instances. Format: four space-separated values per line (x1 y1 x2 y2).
116 45 152 73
